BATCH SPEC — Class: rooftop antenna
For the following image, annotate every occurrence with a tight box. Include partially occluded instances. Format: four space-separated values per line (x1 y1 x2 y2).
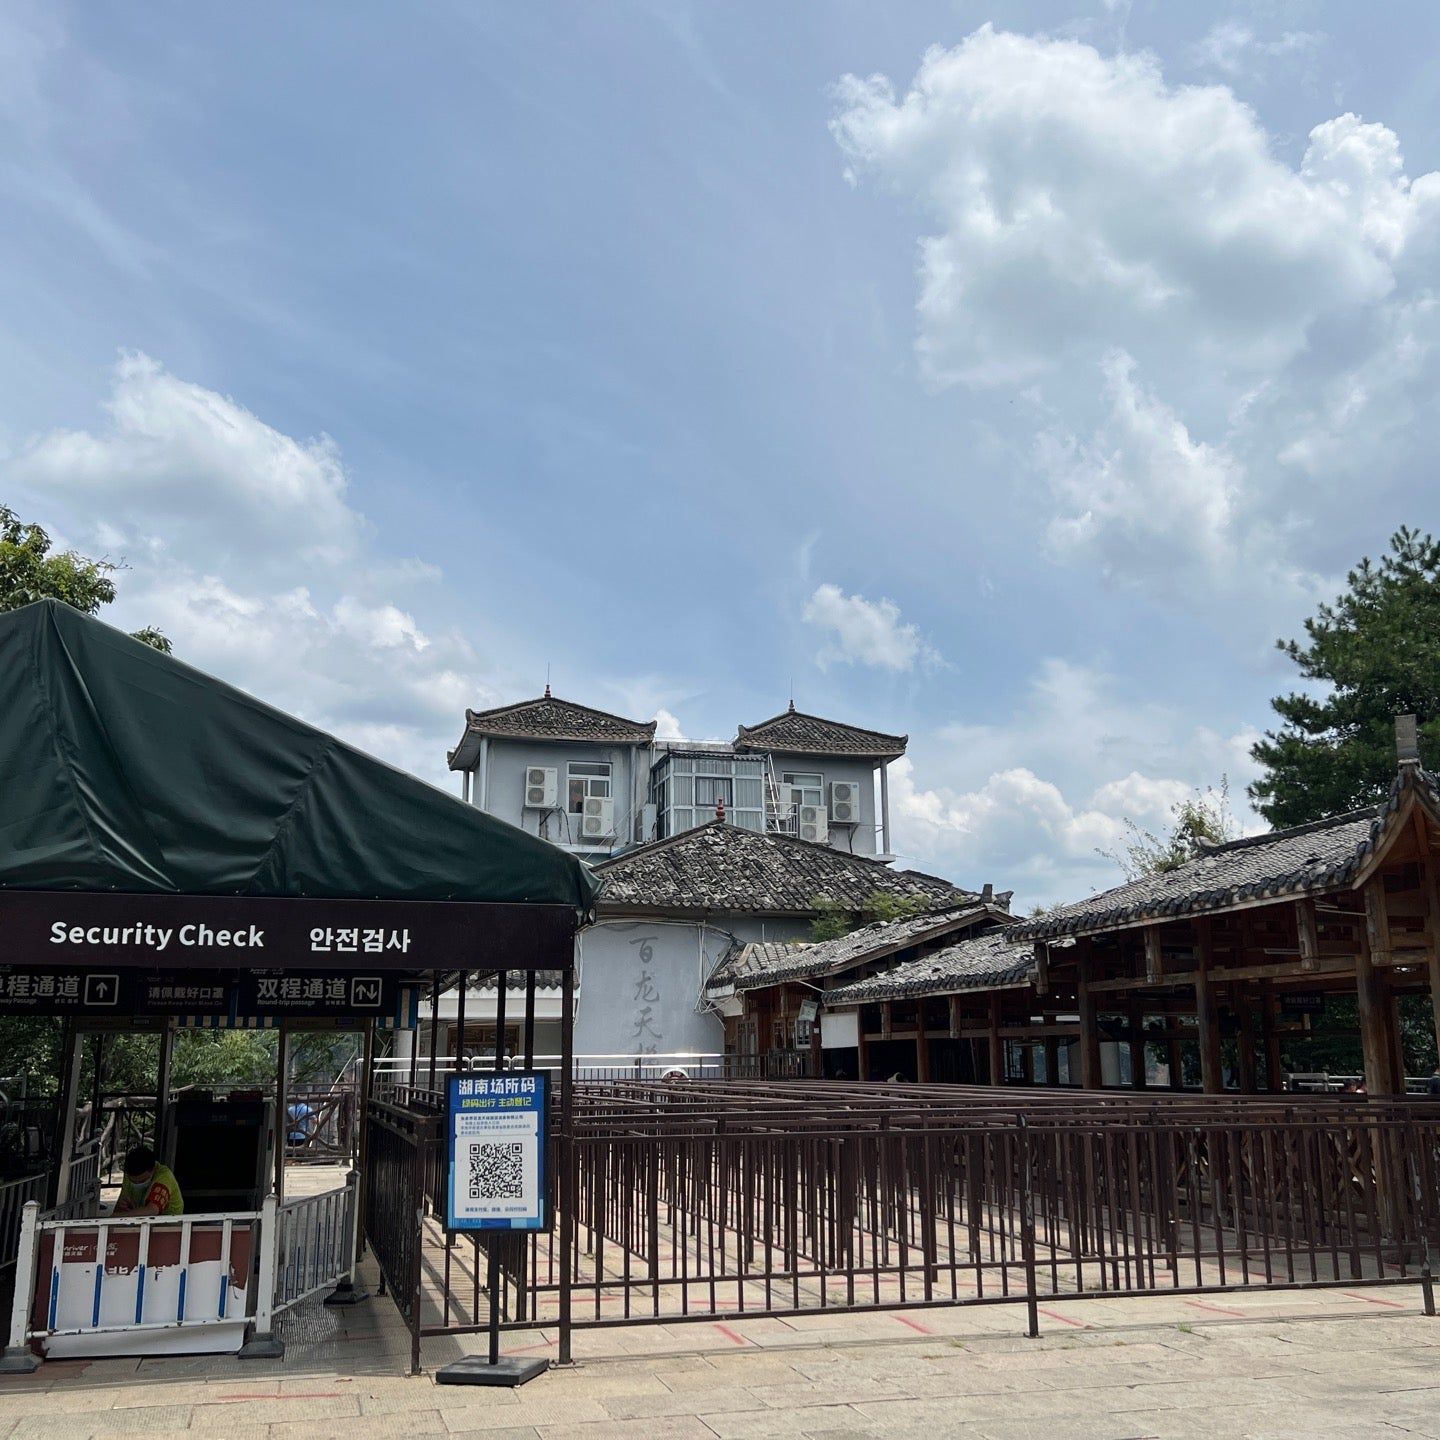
788 676 795 714
544 662 551 700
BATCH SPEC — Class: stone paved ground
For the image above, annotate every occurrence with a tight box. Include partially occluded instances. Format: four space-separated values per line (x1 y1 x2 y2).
4 1268 1440 1439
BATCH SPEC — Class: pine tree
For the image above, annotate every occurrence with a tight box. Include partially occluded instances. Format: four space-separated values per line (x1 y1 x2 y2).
1250 527 1440 828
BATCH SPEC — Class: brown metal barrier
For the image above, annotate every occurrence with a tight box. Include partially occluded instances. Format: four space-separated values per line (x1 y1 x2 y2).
368 1082 1440 1368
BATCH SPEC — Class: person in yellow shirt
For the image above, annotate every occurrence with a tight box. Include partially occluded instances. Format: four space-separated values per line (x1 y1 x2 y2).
115 1145 184 1217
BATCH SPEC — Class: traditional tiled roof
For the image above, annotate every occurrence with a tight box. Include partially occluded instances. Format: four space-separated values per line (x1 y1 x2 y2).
703 902 1007 997
593 821 973 916
467 970 564 992
734 705 907 759
825 928 1035 1006
1013 764 1440 942
449 690 656 766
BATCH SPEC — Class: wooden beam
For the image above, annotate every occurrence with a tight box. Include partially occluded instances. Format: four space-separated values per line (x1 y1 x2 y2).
1086 953 1355 992
1076 940 1102 1090
1237 991 1257 1094
1143 927 1164 984
1359 880 1399 1096
1295 898 1320 973
1262 981 1284 1093
987 991 1004 1086
1128 1002 1147 1090
1194 917 1224 1095
1413 809 1440 1065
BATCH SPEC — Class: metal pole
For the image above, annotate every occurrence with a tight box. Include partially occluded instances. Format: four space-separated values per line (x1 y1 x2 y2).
427 977 441 1095
52 1022 84 1207
275 1026 291 1206
494 971 508 1068
558 957 576 1364
155 1021 176 1154
524 971 537 1068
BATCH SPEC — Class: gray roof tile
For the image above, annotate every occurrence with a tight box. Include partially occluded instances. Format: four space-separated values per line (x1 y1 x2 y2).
704 902 1004 995
735 706 906 758
825 927 1035 1005
459 693 656 746
1013 765 1440 941
593 821 973 916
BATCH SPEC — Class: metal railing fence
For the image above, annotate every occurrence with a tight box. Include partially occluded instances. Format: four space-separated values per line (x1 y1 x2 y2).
364 1081 1440 1371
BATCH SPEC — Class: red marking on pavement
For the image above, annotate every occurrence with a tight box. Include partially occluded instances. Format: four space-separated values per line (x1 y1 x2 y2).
892 1314 935 1335
1184 1300 1245 1318
505 1337 561 1356
208 1393 348 1402
714 1323 750 1346
1037 1307 1088 1328
1345 1291 1406 1308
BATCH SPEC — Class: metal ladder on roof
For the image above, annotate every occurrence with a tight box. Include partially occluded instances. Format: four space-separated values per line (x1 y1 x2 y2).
762 755 793 835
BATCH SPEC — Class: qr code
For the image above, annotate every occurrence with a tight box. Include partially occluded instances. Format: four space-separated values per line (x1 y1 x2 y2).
468 1142 524 1200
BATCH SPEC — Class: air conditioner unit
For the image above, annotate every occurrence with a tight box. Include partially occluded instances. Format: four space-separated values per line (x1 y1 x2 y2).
828 781 860 827
798 805 828 844
523 766 558 809
581 796 615 839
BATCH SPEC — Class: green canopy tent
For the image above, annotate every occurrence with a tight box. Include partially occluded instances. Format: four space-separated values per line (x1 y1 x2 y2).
0 601 597 1371
0 598 599 910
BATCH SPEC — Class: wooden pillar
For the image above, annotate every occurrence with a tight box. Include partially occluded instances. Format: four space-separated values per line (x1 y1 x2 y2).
1237 990 1258 1093
987 992 1004 1086
1359 880 1400 1096
1166 1034 1184 1090
1127 1003 1147 1090
1415 821 1440 1068
914 1020 931 1084
1076 940 1101 1090
1019 1041 1034 1087
1044 1035 1060 1087
857 1015 870 1082
1194 917 1224 1094
1261 983 1284 1093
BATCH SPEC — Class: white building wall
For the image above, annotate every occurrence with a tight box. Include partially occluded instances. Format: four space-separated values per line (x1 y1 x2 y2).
574 914 811 1060
766 751 881 857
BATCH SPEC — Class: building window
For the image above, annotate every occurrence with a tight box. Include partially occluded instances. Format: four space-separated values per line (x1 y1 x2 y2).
783 772 824 809
695 775 733 812
567 761 612 814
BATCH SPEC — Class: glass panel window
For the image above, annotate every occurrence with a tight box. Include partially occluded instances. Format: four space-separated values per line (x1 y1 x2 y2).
567 761 612 813
783 772 824 808
695 775 734 811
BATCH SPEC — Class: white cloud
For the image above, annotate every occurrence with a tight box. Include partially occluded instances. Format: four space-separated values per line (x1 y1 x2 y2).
1191 22 1325 79
5 353 491 782
802 582 939 671
831 27 1398 386
892 658 1262 906
831 27 1440 611
652 708 685 741
13 352 363 570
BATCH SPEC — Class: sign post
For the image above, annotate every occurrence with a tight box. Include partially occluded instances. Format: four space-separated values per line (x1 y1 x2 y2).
438 1071 549 1387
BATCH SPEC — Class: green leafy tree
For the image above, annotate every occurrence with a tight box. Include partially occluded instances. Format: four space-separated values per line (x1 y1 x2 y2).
1250 527 1440 828
0 504 170 650
809 891 941 942
1099 780 1239 882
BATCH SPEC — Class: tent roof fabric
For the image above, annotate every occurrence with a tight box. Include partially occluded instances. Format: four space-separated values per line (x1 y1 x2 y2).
0 600 600 910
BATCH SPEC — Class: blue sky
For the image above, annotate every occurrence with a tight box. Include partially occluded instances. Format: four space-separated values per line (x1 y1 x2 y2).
6 1 1440 905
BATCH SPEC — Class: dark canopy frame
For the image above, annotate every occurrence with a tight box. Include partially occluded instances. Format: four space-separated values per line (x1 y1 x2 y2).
0 601 598 1369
